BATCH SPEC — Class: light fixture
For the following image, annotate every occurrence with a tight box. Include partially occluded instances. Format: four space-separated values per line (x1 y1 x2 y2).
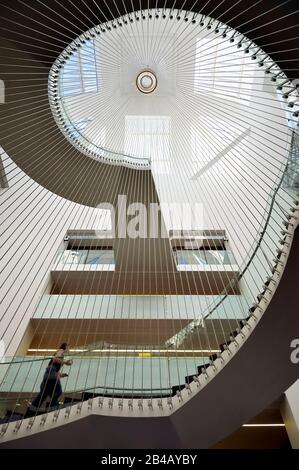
242 423 285 427
28 348 221 354
136 70 157 94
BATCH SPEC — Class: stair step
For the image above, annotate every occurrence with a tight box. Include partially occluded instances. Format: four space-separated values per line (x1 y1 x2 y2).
24 407 38 419
230 329 240 338
63 396 82 405
24 406 58 418
209 353 218 362
171 384 184 396
197 363 210 375
238 314 252 328
4 411 24 423
219 340 232 351
81 392 101 401
185 374 195 384
249 305 257 313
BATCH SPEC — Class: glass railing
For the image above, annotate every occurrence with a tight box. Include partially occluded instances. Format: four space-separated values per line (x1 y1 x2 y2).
192 159 296 327
32 294 249 320
0 355 209 395
53 249 115 271
175 249 238 271
283 130 299 193
0 354 211 421
168 159 297 348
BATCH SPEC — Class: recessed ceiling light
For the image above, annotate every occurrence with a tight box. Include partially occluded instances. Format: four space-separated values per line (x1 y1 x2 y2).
242 423 285 427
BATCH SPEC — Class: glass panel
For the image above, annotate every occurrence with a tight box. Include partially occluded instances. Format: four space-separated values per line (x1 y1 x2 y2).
81 40 97 94
176 250 207 265
60 40 98 97
204 250 224 265
225 250 237 265
60 250 88 264
54 249 115 268
190 250 208 265
0 356 207 397
85 250 115 265
283 130 299 191
61 54 81 96
176 249 236 266
194 36 254 100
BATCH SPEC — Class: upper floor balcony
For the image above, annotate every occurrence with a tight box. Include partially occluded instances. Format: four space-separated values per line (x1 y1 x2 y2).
53 249 115 272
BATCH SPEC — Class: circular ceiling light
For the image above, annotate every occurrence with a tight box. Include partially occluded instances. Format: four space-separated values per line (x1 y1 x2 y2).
136 70 157 94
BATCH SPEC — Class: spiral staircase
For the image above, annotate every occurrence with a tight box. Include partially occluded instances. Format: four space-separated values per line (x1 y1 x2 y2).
0 0 299 448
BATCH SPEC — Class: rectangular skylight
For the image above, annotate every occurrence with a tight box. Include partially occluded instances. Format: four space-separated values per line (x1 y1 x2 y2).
61 40 98 97
194 36 254 100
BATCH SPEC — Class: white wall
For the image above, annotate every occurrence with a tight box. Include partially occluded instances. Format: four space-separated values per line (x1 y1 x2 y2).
0 151 110 357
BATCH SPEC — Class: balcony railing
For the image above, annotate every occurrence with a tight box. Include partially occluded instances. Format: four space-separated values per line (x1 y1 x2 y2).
175 249 238 271
283 130 299 192
53 249 115 271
